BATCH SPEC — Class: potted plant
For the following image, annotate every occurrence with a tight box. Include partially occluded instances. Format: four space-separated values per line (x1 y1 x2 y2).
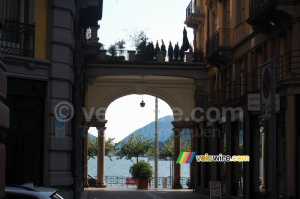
129 160 153 189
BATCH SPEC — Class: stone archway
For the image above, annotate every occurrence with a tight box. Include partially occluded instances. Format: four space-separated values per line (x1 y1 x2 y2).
83 75 199 189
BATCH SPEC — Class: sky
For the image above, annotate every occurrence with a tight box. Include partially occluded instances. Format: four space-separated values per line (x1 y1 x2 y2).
98 0 194 50
89 95 173 142
89 0 193 141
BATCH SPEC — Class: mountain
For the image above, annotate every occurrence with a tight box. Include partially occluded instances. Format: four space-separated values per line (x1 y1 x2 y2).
119 115 174 143
88 133 97 140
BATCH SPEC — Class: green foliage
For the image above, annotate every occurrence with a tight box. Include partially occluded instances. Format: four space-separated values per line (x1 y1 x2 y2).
88 136 97 160
161 40 166 57
154 40 160 59
159 137 191 160
105 138 116 161
174 42 180 60
87 136 116 161
108 44 117 57
108 39 126 57
159 137 174 160
115 134 154 162
129 160 153 180
145 42 155 60
168 41 174 60
116 39 126 56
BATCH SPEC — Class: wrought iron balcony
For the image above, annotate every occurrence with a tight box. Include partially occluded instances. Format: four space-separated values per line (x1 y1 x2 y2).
199 50 300 109
205 29 234 67
247 0 296 35
0 20 35 57
184 1 205 29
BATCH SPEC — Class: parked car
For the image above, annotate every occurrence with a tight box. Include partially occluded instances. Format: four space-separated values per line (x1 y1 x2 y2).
5 183 64 199
88 175 97 187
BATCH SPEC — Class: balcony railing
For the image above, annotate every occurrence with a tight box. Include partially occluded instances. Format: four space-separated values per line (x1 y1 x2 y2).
206 29 234 56
186 1 194 19
200 50 300 108
0 20 35 57
249 0 271 16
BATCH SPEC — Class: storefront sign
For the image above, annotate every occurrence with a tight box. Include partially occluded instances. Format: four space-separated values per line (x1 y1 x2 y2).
248 94 280 112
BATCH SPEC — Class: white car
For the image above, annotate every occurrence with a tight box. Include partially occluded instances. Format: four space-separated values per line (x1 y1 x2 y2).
5 183 64 199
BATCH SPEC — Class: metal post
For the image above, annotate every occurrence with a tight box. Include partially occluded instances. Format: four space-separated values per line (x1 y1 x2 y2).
155 97 158 188
270 57 277 198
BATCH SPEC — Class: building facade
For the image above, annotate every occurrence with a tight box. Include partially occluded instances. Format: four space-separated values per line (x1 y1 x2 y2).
186 0 300 198
0 0 103 198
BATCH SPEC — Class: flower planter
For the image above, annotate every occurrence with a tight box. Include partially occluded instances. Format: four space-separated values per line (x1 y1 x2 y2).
138 179 148 189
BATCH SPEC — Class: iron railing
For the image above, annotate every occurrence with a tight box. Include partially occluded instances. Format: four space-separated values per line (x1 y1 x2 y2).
186 1 194 19
103 176 189 188
200 50 300 108
249 0 295 16
0 20 35 57
206 29 234 56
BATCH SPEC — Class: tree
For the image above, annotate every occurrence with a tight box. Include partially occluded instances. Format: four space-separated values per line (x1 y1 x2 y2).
145 42 155 60
161 40 166 58
116 39 126 56
174 42 180 60
115 134 154 162
88 136 97 160
108 44 117 57
159 137 191 160
154 40 160 59
105 138 116 161
87 136 116 161
168 41 174 60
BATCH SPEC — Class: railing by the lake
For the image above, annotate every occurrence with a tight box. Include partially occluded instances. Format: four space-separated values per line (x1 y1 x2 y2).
103 176 190 188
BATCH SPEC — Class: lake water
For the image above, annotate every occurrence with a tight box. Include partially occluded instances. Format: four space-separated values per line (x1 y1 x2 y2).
88 156 190 178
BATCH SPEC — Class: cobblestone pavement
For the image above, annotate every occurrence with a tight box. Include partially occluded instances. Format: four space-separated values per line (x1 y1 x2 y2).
81 187 209 199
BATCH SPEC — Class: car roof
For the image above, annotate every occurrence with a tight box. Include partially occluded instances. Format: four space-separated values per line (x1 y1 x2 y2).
5 184 58 198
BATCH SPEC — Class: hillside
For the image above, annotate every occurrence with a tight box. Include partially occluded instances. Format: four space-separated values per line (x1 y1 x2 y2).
119 115 174 143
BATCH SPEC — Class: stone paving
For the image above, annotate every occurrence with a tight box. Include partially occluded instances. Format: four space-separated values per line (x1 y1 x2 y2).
81 187 209 199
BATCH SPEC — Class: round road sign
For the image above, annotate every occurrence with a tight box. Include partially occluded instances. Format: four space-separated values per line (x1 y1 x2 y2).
263 68 271 99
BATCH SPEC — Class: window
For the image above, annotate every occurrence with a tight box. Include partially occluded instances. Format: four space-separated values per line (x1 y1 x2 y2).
0 0 34 25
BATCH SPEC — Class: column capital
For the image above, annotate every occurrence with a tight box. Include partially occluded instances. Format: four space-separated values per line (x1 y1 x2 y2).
172 121 195 129
90 117 107 128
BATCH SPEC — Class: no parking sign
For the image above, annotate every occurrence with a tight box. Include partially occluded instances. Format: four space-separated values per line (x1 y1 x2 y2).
261 59 275 121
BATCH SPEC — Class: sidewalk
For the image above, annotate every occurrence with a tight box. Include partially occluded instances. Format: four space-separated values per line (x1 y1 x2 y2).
81 187 209 199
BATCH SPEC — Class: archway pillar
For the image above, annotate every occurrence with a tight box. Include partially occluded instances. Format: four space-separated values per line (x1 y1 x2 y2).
172 121 195 189
91 118 107 188
83 122 91 188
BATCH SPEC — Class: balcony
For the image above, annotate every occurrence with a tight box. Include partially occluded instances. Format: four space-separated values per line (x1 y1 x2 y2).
0 20 35 57
184 1 205 29
199 50 300 109
247 0 296 35
205 29 234 67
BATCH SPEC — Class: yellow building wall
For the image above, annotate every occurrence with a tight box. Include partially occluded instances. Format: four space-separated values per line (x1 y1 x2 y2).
34 0 48 59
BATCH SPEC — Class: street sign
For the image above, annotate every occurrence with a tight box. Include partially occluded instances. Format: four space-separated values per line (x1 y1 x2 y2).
261 62 274 120
55 114 66 138
247 94 280 112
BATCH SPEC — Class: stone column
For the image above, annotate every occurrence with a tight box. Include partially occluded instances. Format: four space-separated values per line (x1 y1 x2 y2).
189 128 195 189
172 127 182 189
84 123 90 188
89 26 99 44
96 127 106 188
0 45 9 199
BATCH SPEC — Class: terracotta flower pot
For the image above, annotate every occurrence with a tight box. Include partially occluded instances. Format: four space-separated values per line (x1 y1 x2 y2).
138 179 148 189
